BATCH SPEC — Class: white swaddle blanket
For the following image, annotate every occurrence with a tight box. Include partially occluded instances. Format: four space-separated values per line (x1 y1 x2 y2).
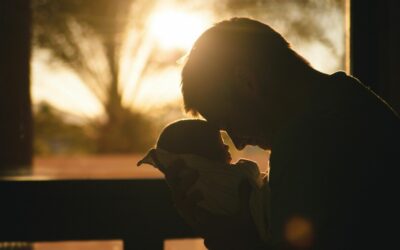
137 148 270 242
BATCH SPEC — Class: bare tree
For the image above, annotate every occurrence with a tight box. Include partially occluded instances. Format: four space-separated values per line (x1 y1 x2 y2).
32 0 157 152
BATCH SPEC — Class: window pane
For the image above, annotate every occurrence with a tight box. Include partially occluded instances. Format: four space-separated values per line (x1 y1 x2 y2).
31 0 346 179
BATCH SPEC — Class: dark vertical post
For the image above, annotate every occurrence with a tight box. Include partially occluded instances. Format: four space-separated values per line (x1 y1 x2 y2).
124 239 164 250
0 0 33 174
350 0 400 113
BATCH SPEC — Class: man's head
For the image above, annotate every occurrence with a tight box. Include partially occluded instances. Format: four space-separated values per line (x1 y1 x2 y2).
181 17 311 149
156 119 231 163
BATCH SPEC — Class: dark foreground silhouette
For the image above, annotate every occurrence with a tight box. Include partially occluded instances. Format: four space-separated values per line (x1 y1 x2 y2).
164 17 400 250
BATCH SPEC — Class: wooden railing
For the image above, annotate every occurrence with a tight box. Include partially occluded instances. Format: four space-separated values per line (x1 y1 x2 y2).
0 179 196 250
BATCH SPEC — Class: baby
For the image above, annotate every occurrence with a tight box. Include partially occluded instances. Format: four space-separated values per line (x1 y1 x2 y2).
154 118 232 163
137 119 269 241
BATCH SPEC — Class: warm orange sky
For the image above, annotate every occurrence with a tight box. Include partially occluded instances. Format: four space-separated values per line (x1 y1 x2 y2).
32 5 214 119
31 0 346 120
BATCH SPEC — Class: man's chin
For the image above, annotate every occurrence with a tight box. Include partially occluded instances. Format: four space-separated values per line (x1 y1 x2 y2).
255 140 271 150
235 143 270 151
258 144 270 150
235 144 246 150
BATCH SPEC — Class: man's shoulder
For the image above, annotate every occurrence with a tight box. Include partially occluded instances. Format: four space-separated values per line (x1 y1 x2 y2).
270 70 400 174
330 71 400 118
329 71 364 88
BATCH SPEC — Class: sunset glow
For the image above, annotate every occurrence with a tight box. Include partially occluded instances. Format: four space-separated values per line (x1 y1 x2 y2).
149 9 211 50
30 0 347 184
32 1 346 120
121 8 212 108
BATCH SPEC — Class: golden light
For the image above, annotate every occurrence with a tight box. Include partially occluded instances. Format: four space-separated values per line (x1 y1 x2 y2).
148 8 211 50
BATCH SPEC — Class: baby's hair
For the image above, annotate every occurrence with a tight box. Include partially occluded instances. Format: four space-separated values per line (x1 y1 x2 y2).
156 119 223 161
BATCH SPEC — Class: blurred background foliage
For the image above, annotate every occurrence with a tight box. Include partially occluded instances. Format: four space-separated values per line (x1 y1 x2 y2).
32 0 159 154
31 0 345 156
34 102 97 155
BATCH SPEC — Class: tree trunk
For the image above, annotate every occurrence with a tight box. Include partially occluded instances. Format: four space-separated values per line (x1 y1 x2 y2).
97 40 128 153
97 40 154 153
104 39 123 123
0 0 33 175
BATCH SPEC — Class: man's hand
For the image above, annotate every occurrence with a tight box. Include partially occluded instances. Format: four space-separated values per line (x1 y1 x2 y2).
195 180 264 250
165 160 264 249
164 159 202 227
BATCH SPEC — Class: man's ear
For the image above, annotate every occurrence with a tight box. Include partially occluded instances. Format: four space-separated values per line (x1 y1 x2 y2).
234 65 260 94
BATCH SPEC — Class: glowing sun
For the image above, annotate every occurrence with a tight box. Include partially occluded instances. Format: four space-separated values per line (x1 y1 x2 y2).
149 8 211 50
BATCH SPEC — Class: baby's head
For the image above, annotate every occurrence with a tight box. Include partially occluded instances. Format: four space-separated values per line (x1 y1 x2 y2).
156 119 231 164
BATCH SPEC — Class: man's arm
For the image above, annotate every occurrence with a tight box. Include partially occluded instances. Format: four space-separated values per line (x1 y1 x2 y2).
268 114 347 249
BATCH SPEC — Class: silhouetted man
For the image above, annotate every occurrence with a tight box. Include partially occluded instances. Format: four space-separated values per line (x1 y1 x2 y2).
166 18 400 250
